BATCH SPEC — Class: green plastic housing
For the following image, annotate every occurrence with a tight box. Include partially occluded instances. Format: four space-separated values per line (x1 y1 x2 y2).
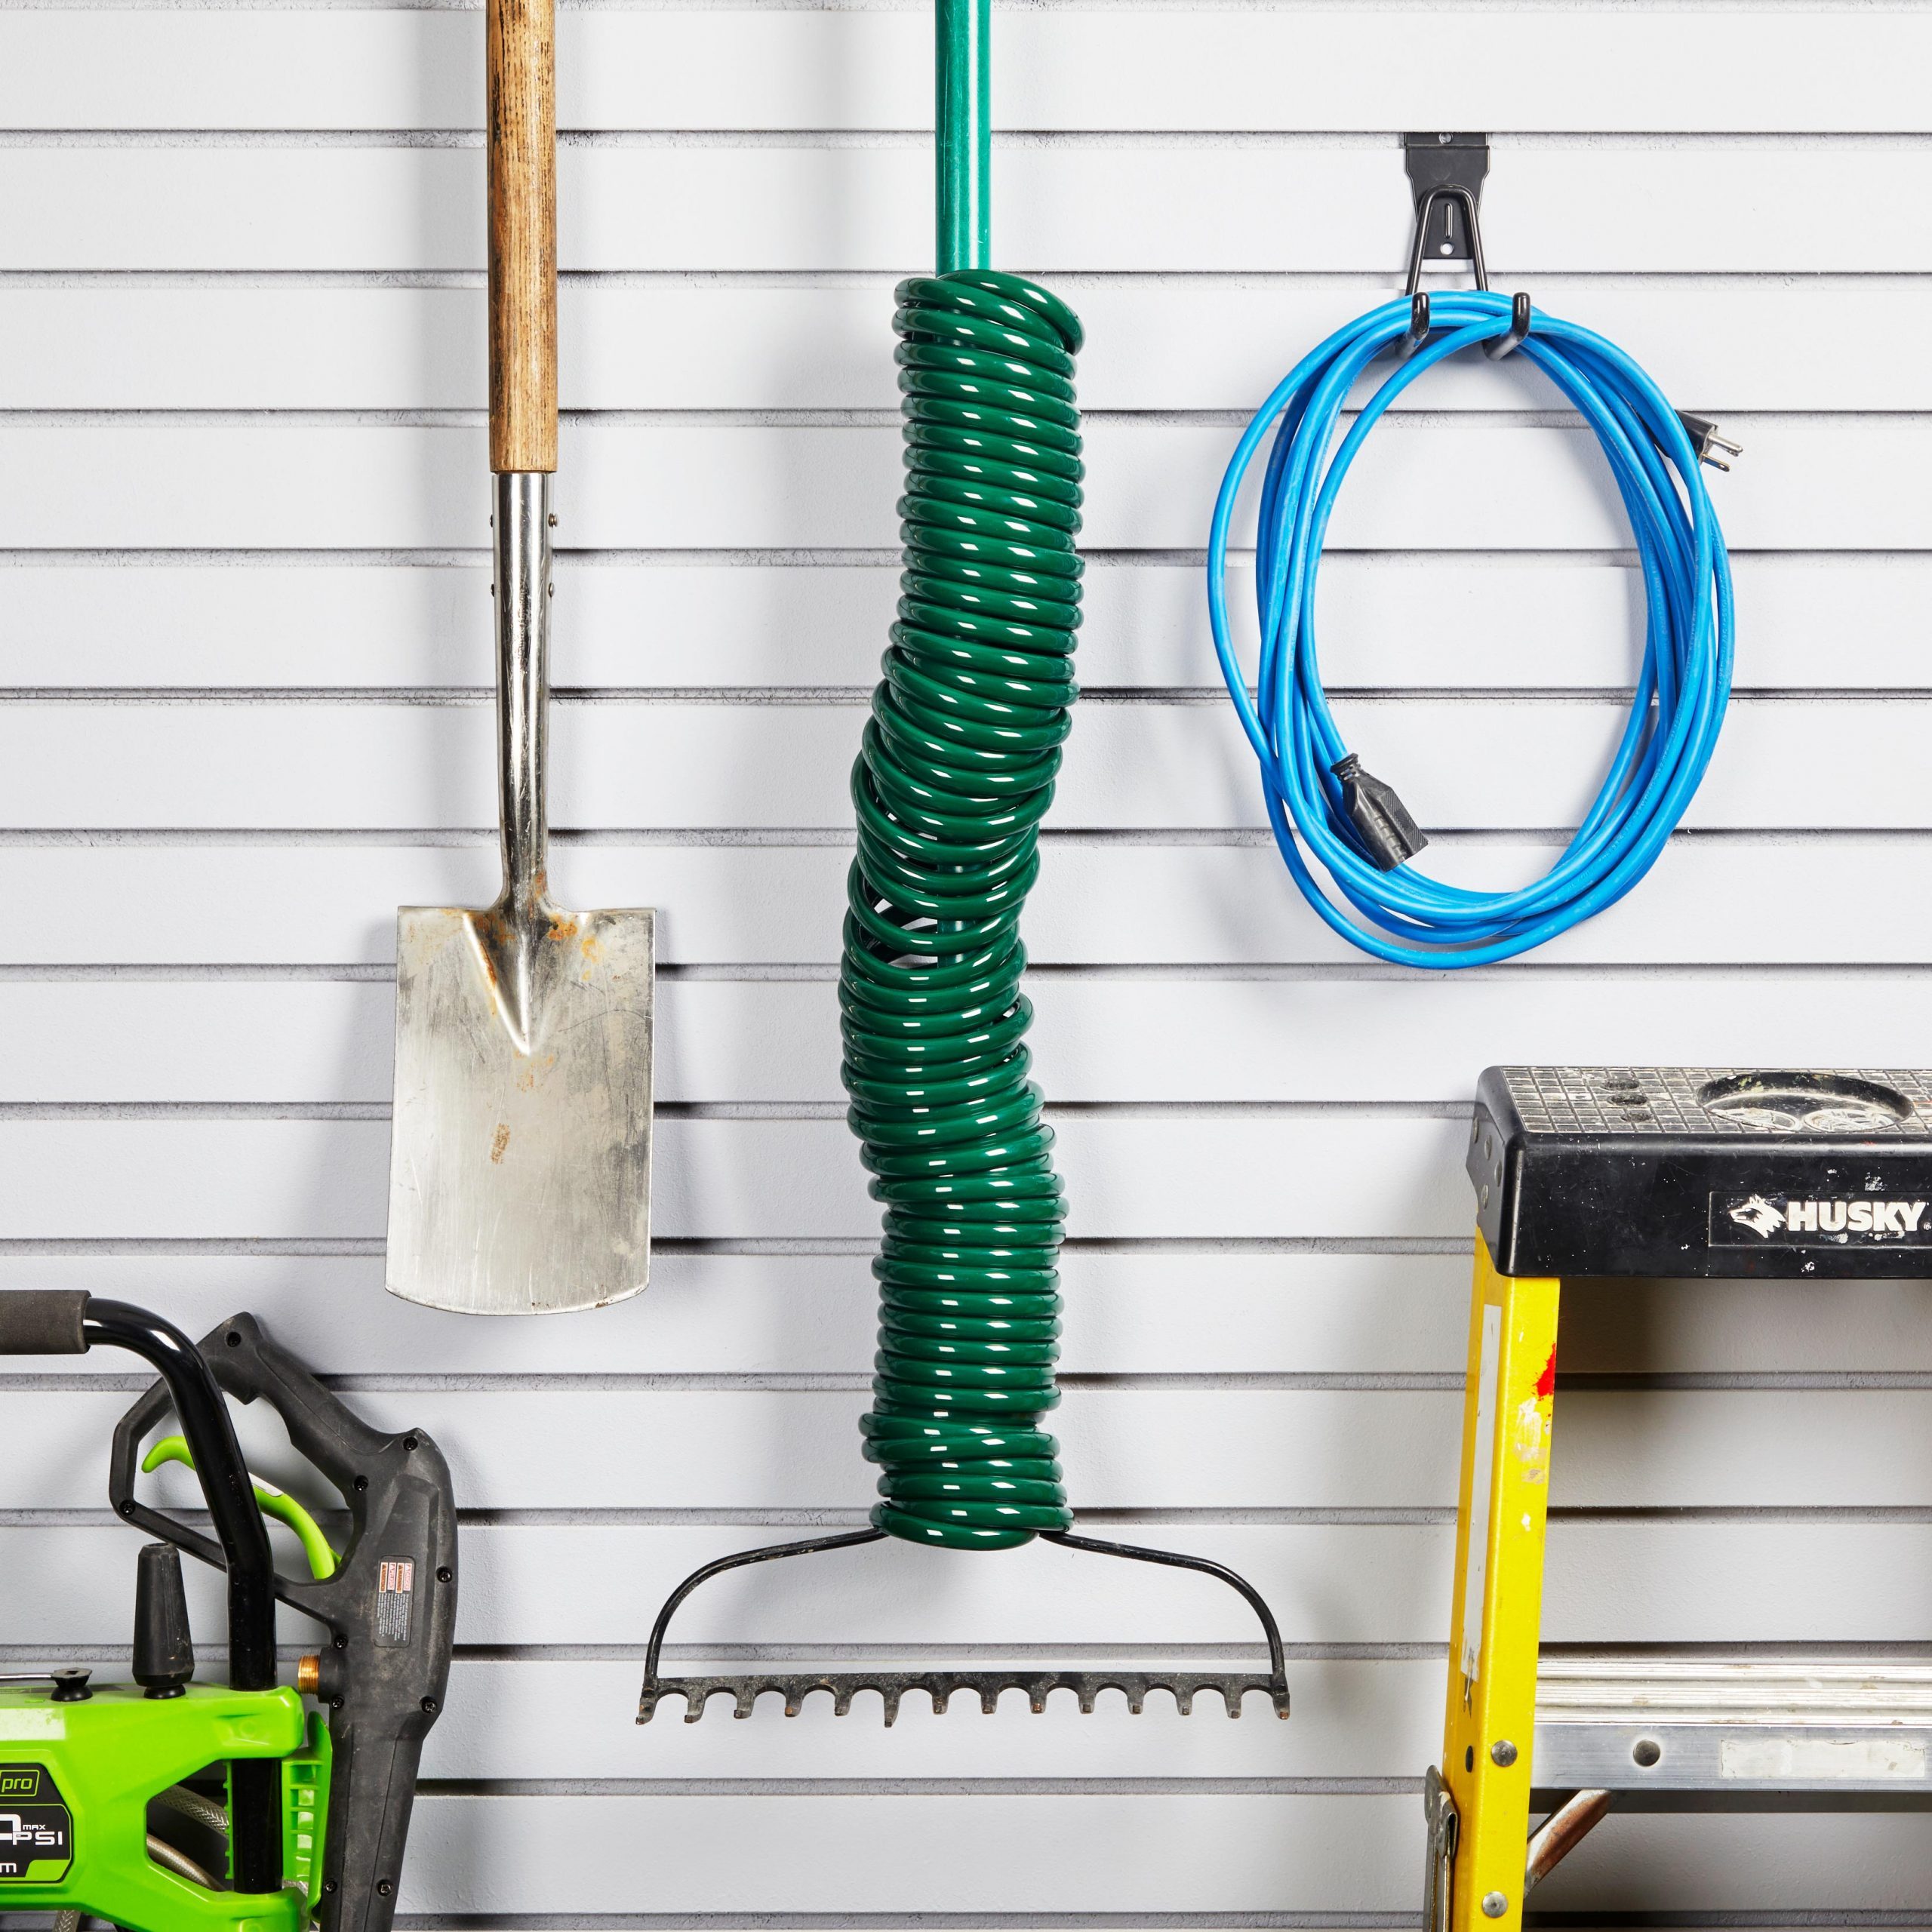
0 1680 321 1932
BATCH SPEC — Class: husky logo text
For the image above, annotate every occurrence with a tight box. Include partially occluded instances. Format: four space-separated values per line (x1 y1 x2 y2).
1727 1195 1930 1239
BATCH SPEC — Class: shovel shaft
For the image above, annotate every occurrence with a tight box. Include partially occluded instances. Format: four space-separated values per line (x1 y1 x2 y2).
487 0 556 472
494 470 552 915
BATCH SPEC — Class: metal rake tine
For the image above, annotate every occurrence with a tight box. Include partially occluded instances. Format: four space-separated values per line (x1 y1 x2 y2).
641 1667 1284 1724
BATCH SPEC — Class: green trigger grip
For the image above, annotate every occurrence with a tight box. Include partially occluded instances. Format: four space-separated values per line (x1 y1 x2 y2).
143 1434 339 1581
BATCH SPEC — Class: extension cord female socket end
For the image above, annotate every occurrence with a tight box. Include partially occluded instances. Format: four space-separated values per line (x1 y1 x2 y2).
1331 755 1429 872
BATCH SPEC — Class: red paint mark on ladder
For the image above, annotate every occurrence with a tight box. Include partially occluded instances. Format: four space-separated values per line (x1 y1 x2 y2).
1534 1346 1557 1401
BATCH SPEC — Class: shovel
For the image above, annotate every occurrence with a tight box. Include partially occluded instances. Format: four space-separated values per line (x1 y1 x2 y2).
384 0 654 1315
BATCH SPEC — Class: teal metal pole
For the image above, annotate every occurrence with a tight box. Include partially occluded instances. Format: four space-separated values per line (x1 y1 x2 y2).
935 0 989 272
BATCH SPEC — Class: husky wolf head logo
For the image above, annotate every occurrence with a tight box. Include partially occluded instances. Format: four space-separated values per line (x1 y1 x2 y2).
1728 1195 1785 1238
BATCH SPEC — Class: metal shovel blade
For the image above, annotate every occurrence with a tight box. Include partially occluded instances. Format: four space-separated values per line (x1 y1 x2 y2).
384 472 654 1315
387 898 654 1315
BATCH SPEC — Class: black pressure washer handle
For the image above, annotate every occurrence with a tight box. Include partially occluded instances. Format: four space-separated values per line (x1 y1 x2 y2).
0 1290 88 1355
109 1312 458 1932
0 1291 285 1891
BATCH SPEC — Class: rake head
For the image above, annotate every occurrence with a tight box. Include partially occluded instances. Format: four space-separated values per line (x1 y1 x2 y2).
639 1668 1290 1724
635 1526 1291 1727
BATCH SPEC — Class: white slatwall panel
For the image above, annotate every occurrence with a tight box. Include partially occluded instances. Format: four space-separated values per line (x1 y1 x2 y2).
5 5 1927 1926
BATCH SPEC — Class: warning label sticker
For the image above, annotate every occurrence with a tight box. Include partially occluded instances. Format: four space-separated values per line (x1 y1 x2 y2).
376 1558 415 1647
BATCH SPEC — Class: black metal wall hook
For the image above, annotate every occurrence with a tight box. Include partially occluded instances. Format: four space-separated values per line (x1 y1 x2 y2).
1484 289 1533 361
1406 186 1488 297
1393 291 1431 362
1404 132 1490 266
1393 134 1531 364
1391 184 1487 364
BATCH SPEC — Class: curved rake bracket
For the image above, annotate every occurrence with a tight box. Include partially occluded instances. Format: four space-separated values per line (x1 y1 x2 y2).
636 1524 1290 1724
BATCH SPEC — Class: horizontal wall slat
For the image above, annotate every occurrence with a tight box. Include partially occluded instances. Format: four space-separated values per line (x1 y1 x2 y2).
393 1792 1419 1916
0 557 1920 695
331 1512 1932 1648
0 838 1923 965
396 1794 1932 1915
8 1383 1483 1513
5 696 1926 832
11 972 1931 1106
6 10 1927 134
3 279 1921 414
2 419 1897 552
0 1114 1476 1241
10 144 1931 274
17 1516 1932 1651
8 1252 1932 1381
0 1252 1479 1379
11 1381 1932 1512
426 1657 1435 1780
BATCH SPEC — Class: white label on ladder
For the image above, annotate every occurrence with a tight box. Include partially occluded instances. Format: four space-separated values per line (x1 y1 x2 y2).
1721 1736 1926 1782
1460 1304 1504 1684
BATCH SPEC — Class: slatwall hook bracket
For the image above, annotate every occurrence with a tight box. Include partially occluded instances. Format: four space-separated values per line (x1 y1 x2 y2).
1404 133 1491 274
1396 134 1532 364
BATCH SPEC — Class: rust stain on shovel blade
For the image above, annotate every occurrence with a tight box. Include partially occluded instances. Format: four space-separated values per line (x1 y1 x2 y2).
385 900 654 1315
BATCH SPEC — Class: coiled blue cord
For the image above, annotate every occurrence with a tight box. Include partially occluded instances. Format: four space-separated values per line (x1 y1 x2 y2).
1207 290 1734 967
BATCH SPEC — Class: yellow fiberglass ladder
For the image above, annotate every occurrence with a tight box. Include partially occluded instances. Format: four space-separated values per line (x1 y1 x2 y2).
1427 1065 1932 1928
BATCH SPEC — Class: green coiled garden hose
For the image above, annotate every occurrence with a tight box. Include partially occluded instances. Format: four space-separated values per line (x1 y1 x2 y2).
847 269 1084 1551
843 0 1085 1551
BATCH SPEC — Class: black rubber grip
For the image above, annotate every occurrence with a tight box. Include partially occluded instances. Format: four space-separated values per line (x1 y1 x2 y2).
0 1291 90 1355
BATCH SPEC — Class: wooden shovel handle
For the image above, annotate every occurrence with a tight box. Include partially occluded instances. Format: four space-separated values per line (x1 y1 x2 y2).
487 0 557 473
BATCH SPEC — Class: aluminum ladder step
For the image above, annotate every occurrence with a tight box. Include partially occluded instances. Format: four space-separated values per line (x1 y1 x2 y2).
1534 1654 1932 1798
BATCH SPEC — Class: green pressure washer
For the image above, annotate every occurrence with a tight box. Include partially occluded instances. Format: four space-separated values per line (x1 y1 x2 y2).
0 1293 455 1932
636 0 1291 1727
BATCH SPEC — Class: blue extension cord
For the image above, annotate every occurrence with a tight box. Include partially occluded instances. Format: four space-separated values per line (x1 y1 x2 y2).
1206 290 1734 968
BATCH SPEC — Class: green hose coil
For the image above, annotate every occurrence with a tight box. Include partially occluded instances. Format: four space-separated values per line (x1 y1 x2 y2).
845 267 1085 1552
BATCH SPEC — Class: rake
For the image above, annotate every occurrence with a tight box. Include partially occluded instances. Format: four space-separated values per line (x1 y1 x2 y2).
638 0 1288 1727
